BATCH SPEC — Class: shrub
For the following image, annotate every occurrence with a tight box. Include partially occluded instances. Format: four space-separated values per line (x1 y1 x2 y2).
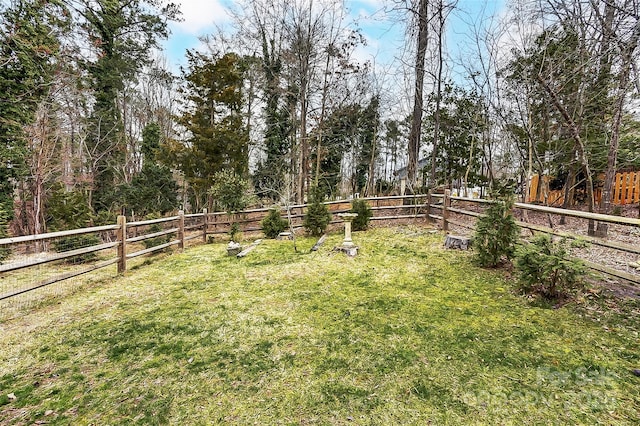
210 170 253 244
515 234 586 299
209 170 253 213
474 196 519 267
350 199 372 231
303 186 332 237
262 208 288 239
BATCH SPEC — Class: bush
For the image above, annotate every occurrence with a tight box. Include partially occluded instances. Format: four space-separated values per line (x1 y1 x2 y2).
303 186 332 237
515 235 586 300
474 196 519 267
262 208 288 239
209 170 253 213
350 199 372 231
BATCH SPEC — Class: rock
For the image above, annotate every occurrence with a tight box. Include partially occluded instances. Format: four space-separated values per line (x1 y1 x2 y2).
277 232 293 240
227 241 242 256
444 235 472 250
311 234 327 252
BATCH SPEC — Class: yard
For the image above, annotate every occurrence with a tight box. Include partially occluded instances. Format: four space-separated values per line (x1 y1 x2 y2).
1 226 639 424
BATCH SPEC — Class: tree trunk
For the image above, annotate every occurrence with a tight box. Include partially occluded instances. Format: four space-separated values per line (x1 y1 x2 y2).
559 161 577 225
429 0 445 191
537 75 597 235
407 0 429 188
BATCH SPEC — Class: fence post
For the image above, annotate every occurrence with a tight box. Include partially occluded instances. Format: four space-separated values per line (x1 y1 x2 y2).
426 190 432 221
178 210 185 250
202 208 208 243
117 215 127 274
442 189 450 231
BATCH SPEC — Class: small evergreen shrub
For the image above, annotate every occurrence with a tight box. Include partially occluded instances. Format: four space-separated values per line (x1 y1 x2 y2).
474 196 519 267
350 199 372 231
262 208 288 239
515 234 586 300
304 186 332 237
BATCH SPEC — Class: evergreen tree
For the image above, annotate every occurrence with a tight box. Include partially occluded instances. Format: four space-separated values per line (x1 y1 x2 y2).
114 122 178 217
78 0 179 211
177 51 250 209
303 186 332 237
0 0 68 237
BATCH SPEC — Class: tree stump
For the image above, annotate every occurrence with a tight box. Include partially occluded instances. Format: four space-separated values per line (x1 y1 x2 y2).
444 235 471 250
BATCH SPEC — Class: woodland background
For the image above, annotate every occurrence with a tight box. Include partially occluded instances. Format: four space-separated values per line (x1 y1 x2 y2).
2 0 640 241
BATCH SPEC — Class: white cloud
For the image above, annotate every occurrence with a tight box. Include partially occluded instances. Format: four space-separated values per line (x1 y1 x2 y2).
173 0 229 34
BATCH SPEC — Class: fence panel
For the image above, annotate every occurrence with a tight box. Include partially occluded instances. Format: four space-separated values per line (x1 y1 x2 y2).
0 225 120 315
529 172 640 205
614 171 640 205
441 193 640 286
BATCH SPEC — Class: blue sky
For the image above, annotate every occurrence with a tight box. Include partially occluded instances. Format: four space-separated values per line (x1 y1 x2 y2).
161 0 508 75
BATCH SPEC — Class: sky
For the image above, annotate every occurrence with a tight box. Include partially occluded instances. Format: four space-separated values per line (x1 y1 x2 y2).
161 0 508 75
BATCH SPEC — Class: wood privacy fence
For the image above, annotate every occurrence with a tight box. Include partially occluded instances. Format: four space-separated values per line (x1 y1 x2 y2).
527 171 640 205
431 190 640 286
0 196 429 311
2 192 638 314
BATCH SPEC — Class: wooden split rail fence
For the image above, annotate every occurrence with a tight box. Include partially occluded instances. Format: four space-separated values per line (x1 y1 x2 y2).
430 190 640 286
2 192 637 314
0 196 429 311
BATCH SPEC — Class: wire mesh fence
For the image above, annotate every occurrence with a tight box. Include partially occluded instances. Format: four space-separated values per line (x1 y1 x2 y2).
0 226 119 317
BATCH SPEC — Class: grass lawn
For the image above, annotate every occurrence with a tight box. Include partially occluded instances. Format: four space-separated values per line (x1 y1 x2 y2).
1 226 639 425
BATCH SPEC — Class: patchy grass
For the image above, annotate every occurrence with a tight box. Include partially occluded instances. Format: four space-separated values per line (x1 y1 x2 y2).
0 226 638 425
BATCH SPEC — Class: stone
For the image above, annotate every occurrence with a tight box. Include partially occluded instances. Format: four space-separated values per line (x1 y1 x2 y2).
227 241 242 256
444 235 472 250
